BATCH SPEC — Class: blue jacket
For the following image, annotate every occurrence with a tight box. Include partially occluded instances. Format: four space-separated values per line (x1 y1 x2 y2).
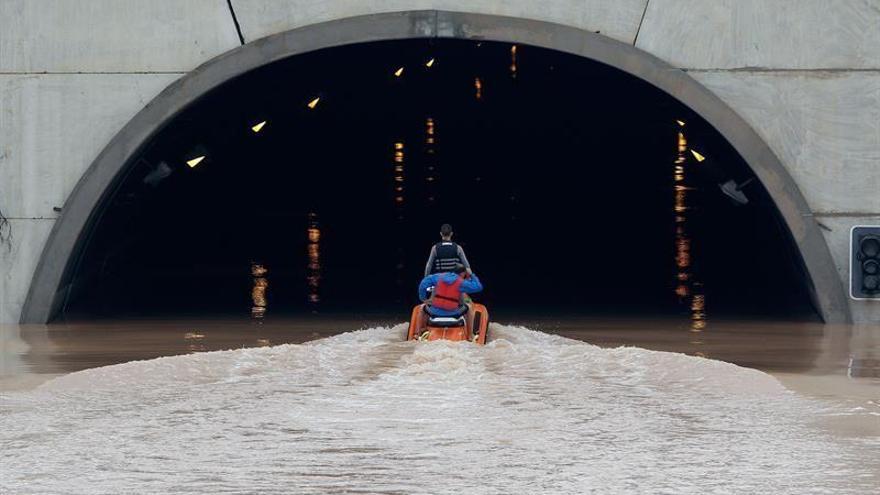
418 272 483 316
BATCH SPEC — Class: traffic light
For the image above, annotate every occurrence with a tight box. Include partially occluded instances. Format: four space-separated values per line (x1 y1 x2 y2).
851 226 880 299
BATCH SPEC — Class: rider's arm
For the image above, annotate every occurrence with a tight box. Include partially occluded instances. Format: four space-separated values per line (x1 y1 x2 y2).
457 245 471 271
418 274 438 301
460 273 483 294
424 246 437 277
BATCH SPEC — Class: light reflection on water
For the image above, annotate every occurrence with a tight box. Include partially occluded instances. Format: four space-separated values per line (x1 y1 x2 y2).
307 212 322 306
425 117 437 204
250 262 268 319
393 141 406 290
393 141 406 214
183 331 206 353
673 124 707 333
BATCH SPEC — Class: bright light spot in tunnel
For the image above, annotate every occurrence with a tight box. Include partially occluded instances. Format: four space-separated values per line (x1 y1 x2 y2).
251 120 267 133
425 58 435 68
251 262 268 319
306 212 321 305
676 120 686 127
186 155 205 168
690 149 706 162
691 294 707 332
510 45 518 76
307 97 321 109
394 67 404 77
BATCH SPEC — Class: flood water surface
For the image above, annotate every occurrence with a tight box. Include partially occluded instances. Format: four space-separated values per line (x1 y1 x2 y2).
1 323 877 494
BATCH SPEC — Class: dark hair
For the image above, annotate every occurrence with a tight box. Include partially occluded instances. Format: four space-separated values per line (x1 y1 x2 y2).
452 263 466 274
440 224 453 236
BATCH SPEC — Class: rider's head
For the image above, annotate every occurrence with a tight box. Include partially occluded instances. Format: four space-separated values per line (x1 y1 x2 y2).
440 223 453 240
452 263 467 275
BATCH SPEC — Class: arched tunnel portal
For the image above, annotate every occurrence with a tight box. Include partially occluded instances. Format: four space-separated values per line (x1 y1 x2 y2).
19 11 850 324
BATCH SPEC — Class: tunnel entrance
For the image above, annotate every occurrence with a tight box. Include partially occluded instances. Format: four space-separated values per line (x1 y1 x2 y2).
58 38 816 322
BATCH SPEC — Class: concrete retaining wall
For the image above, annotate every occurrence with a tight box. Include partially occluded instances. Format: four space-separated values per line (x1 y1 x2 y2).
2 0 878 322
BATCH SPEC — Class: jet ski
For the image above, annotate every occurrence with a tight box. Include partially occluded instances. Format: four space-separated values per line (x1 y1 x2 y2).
406 301 490 345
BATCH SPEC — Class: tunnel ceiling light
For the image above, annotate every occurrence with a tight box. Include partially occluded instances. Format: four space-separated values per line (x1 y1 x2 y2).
676 120 686 127
425 58 435 68
510 44 518 75
307 97 320 109
251 120 267 133
394 67 404 77
690 149 706 162
186 155 206 168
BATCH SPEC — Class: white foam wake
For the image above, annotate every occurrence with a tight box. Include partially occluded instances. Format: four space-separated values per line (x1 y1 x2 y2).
0 324 873 494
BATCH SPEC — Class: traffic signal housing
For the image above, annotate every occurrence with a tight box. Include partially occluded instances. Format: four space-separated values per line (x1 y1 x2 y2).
851 225 880 300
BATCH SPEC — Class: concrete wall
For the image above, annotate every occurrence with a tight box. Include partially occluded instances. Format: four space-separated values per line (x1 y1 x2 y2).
636 0 880 321
1 0 879 322
230 0 649 44
0 0 240 322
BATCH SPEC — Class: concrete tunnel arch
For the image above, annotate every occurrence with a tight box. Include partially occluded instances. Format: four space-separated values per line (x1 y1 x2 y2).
19 10 852 324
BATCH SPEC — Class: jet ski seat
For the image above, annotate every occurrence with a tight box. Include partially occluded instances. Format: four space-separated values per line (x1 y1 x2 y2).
427 315 467 327
424 304 468 327
424 304 468 317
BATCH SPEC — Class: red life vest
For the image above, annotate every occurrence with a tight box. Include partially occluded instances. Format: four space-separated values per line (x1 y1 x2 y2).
431 275 465 310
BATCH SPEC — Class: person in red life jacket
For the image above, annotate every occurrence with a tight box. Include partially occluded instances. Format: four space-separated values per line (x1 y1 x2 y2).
424 223 472 277
418 263 483 316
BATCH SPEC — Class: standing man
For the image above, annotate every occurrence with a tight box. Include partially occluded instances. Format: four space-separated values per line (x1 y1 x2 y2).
424 224 472 277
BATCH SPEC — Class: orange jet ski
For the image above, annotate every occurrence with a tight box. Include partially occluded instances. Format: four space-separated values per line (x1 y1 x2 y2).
406 301 490 345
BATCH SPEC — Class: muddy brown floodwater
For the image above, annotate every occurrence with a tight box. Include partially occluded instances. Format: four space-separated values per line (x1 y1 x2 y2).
1 316 878 493
3 315 877 435
2 316 877 385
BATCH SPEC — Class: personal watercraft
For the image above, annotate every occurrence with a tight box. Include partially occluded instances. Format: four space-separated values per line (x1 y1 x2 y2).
406 301 490 345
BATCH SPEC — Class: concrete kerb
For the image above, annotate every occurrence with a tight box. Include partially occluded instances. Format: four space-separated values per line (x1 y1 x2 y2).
19 10 851 323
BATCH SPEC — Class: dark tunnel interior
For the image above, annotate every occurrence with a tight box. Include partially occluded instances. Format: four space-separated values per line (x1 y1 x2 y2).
62 39 818 323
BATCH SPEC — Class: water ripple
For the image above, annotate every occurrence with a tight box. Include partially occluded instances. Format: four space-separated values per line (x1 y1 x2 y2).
0 324 875 494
